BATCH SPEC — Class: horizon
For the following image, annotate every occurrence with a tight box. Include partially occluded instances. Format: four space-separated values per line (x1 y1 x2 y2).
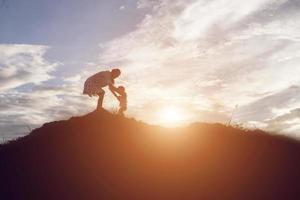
1 0 300 141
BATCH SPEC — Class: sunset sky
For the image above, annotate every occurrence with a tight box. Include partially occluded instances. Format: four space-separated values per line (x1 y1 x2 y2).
1 0 300 140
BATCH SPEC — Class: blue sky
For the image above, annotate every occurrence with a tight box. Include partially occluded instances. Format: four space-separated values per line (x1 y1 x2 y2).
1 0 300 141
0 0 146 76
0 0 143 44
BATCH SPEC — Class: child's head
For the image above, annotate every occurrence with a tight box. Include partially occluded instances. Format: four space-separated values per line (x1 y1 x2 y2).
117 86 126 94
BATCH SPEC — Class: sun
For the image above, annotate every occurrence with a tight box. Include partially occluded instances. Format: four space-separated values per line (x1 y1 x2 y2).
159 106 185 127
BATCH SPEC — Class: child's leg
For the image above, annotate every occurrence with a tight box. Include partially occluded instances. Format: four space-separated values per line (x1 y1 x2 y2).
97 90 105 110
117 108 122 116
117 107 125 116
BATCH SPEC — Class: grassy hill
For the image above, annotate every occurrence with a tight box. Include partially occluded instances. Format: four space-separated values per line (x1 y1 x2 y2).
0 110 299 200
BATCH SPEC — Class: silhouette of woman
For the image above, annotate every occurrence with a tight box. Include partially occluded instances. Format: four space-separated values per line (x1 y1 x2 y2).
83 68 121 110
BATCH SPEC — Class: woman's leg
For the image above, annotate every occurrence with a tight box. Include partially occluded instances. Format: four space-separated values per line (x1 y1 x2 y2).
97 90 105 110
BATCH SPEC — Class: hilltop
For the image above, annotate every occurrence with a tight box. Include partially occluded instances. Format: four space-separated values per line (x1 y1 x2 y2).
0 110 300 200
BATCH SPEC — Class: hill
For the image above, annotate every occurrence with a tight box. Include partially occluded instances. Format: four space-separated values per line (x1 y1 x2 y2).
0 110 300 200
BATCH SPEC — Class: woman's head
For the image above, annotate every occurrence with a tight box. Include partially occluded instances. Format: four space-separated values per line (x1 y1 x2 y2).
111 68 121 79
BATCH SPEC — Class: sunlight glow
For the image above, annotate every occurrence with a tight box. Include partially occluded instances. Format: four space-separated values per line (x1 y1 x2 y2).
159 106 186 127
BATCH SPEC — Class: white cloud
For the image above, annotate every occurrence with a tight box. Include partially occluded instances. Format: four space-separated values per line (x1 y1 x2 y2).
0 85 95 141
119 5 126 10
235 86 300 135
64 74 82 83
136 0 161 9
265 108 300 138
0 44 93 141
0 44 58 91
98 0 300 137
173 0 276 41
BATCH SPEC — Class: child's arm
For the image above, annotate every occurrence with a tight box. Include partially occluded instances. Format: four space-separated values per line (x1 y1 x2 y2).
109 86 120 100
111 89 119 99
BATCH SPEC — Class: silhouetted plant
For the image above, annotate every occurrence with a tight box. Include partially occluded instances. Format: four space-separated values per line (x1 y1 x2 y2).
227 104 239 126
110 106 119 115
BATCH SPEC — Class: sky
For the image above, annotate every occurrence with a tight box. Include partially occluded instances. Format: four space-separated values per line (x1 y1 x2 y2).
1 0 300 141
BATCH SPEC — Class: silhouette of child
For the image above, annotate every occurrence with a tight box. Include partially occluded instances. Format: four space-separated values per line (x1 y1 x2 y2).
112 86 127 116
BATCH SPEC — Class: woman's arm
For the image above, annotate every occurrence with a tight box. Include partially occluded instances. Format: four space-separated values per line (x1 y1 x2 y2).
109 84 119 99
109 84 117 92
111 90 119 99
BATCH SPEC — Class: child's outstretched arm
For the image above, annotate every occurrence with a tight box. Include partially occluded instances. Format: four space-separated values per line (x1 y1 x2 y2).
109 85 120 100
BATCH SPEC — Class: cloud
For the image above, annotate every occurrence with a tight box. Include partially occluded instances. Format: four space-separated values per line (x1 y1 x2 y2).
0 85 95 141
266 108 300 137
0 44 58 91
235 86 300 137
98 0 300 137
136 0 162 9
0 44 94 141
119 5 126 11
236 86 300 121
63 74 82 83
173 0 284 41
